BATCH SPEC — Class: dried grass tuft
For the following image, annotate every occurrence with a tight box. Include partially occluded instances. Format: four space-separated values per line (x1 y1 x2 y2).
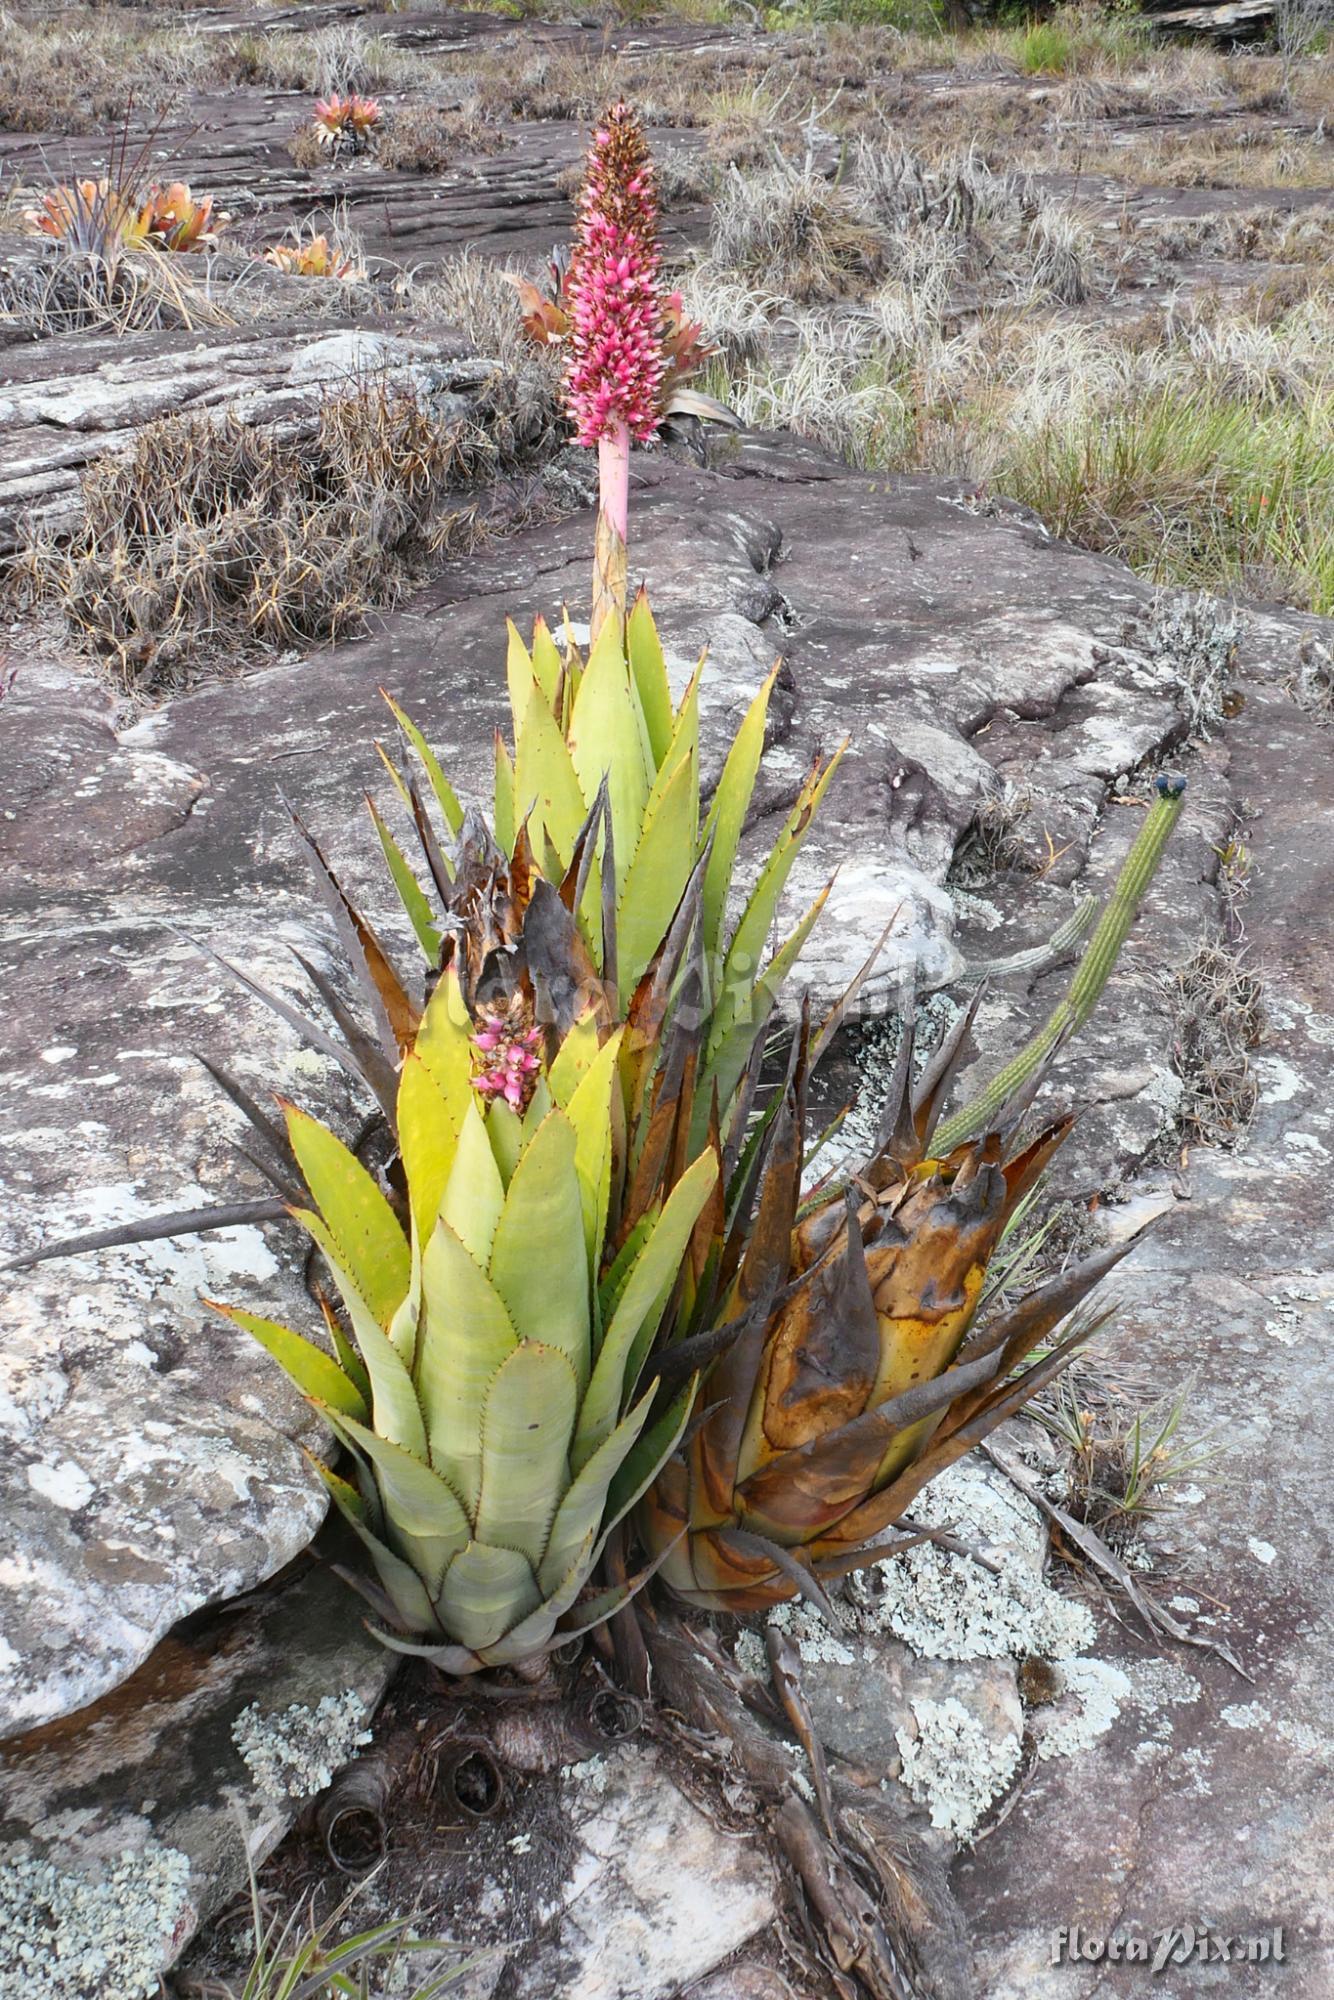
15 374 548 689
1168 941 1265 1146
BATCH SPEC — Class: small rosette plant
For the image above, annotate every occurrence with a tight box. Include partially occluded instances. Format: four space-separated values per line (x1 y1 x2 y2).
312 93 382 154
262 232 361 280
24 178 227 257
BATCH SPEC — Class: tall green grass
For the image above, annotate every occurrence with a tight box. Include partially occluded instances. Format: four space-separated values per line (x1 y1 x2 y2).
1004 5 1148 75
994 387 1334 612
710 355 1334 611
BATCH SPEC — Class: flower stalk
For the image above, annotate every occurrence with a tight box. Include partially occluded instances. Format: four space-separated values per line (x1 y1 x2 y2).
564 104 666 642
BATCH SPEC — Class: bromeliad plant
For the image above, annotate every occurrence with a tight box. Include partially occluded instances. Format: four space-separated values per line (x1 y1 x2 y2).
24 178 227 255
262 229 362 281
311 93 383 154
211 966 719 1671
638 780 1188 1610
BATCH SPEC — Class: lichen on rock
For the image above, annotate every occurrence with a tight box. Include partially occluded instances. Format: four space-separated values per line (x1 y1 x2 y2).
231 1688 373 1804
0 1837 193 2000
1033 1657 1133 1761
895 1696 1022 1842
845 1461 1095 1663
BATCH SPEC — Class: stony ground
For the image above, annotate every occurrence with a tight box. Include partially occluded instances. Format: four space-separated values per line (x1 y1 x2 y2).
0 4 1331 1996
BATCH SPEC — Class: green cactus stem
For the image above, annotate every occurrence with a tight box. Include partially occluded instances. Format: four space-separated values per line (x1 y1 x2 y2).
934 775 1187 1153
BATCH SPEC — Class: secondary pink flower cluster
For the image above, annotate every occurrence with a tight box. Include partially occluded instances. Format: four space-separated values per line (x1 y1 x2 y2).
564 104 667 448
471 1002 544 1113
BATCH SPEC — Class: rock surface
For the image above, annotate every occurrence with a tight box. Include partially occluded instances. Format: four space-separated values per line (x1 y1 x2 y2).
0 1555 393 1997
0 321 493 549
492 1747 778 2000
955 668 1334 2000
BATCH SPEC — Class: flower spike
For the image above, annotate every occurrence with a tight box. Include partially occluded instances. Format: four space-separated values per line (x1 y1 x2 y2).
564 103 667 640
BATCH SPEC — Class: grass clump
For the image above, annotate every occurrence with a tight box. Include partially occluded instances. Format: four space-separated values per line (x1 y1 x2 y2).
691 134 1334 615
709 159 885 303
1002 4 1150 77
217 22 423 94
16 376 548 688
1075 125 1334 190
995 385 1334 612
1038 1375 1217 1546
0 10 211 133
376 103 508 173
763 0 943 31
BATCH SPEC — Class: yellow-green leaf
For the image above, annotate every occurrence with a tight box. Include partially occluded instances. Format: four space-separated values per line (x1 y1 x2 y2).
506 617 537 725
704 879 833 1126
489 1108 589 1382
397 1052 459 1251
284 1105 409 1330
367 798 439 961
296 1208 425 1451
574 1150 718 1469
627 589 674 771
700 665 778 959
417 1218 519 1512
711 745 844 1058
493 732 516 857
323 1407 469 1590
531 614 563 707
209 1301 367 1419
563 1027 624 1275
616 751 697 1006
381 694 464 837
567 616 651 896
475 1341 580 1565
548 1007 602 1106
440 1096 506 1266
514 674 587 874
434 1541 541 1656
414 966 474 1126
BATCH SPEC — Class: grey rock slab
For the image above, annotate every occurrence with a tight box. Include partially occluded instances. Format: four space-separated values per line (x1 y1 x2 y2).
494 1746 777 2000
0 1557 394 1999
0 319 474 548
0 898 364 1736
954 680 1334 1997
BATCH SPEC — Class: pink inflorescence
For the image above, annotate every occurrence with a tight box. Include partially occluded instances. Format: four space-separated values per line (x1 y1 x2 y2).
471 1005 544 1113
564 103 666 448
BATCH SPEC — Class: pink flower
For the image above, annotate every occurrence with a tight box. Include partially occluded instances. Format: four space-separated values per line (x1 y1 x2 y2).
471 1000 545 1116
563 105 667 450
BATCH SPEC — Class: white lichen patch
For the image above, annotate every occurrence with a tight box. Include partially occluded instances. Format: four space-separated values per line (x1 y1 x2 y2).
1220 1701 1272 1732
232 1690 372 1804
895 1696 1021 1841
1035 1658 1133 1761
845 1462 1094 1662
1128 1658 1202 1712
0 1837 192 2000
736 1599 859 1673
